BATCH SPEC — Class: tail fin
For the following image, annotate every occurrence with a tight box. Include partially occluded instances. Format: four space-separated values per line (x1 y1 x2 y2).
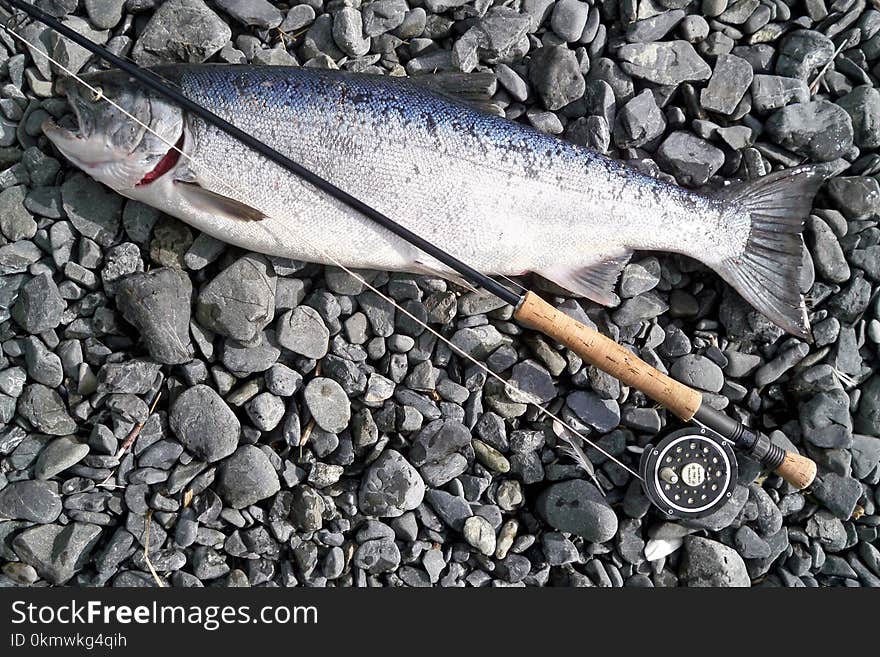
714 165 827 341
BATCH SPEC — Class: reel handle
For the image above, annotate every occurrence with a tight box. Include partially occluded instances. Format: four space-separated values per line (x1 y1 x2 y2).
514 292 818 490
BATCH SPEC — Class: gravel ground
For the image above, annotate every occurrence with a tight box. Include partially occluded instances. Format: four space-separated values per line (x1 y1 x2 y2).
0 0 879 588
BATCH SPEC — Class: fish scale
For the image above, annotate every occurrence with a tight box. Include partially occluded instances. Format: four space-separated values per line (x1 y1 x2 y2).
44 64 822 338
156 66 719 275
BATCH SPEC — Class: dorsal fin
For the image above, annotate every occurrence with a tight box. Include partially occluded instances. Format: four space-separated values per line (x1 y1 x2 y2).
409 72 504 116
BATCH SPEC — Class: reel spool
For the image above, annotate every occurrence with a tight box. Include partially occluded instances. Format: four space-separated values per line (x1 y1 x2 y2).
640 427 738 519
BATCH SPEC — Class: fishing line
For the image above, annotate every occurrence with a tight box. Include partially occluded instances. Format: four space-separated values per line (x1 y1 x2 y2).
497 273 529 294
0 16 643 481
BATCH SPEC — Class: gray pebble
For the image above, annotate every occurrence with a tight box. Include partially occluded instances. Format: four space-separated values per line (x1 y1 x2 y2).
245 392 286 432
529 45 586 111
617 40 711 85
536 479 618 542
196 254 275 344
276 305 330 359
700 54 753 115
679 536 750 587
132 0 231 66
656 131 725 185
18 384 76 435
35 436 89 480
215 0 282 28
0 480 61 523
358 449 425 517
304 377 350 433
216 445 280 509
11 273 65 334
169 384 240 462
764 101 854 162
116 268 193 365
13 523 102 584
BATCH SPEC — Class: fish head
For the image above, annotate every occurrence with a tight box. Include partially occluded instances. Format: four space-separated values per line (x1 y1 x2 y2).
42 71 185 191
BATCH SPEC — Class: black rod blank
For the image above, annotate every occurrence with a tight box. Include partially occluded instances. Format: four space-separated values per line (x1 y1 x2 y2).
0 0 522 307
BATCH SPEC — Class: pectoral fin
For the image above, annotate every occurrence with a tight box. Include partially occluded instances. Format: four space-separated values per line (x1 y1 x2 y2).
540 252 633 305
174 180 267 222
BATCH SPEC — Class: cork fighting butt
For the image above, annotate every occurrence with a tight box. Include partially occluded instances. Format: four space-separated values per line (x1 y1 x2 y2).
774 452 818 490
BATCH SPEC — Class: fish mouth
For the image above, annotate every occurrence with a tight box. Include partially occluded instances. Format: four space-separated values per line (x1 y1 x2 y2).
41 96 106 167
41 115 97 166
41 115 79 145
42 116 117 172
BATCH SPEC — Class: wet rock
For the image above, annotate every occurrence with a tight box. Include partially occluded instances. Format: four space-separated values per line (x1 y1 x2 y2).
617 40 711 85
13 523 102 584
216 445 280 509
536 479 618 542
775 30 834 80
764 101 853 162
679 536 750 587
196 254 275 344
34 436 89 480
169 384 240 462
132 0 231 65
529 45 586 111
116 268 193 364
0 480 61 523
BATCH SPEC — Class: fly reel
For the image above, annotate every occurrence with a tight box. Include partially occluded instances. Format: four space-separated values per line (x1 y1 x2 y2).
640 427 738 519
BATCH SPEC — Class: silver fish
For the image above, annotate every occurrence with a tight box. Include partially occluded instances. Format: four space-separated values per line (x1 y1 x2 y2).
43 65 824 338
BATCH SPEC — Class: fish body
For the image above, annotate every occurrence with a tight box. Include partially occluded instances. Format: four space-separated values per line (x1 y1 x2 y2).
44 65 823 337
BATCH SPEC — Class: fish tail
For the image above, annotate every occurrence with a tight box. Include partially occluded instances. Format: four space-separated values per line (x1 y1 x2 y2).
714 165 828 341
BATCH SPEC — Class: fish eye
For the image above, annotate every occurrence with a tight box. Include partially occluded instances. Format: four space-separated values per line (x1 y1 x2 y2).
89 86 104 102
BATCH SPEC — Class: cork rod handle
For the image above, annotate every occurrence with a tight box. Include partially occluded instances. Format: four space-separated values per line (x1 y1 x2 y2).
513 292 703 421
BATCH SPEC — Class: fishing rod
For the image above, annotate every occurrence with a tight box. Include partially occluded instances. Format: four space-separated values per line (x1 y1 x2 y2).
2 0 817 519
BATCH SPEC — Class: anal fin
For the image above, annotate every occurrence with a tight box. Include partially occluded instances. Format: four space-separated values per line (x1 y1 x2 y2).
540 252 632 305
174 180 267 222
